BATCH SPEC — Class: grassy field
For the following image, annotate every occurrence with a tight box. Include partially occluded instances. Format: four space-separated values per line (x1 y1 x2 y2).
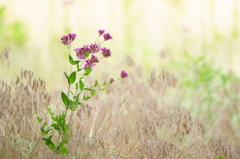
1 0 240 158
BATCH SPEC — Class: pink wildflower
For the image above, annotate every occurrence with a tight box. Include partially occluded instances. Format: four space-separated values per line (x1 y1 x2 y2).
101 47 112 58
98 30 105 36
103 33 113 41
83 55 99 68
121 70 128 78
61 33 77 46
109 78 115 84
74 45 90 60
89 44 100 53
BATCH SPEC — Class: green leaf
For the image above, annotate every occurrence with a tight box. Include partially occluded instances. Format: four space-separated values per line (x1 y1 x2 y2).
69 54 74 64
75 83 79 90
79 79 84 89
37 116 42 122
40 126 46 135
94 80 98 87
91 89 96 96
69 54 80 65
57 141 69 154
61 92 69 106
82 88 93 91
48 135 53 140
42 138 56 150
98 87 105 91
103 82 107 85
59 146 68 154
68 71 76 84
67 100 77 111
72 60 80 65
40 123 52 135
83 67 92 76
49 111 54 116
51 123 59 130
75 93 80 100
51 116 56 122
64 72 68 80
82 88 95 96
69 91 74 96
83 95 91 101
71 106 77 111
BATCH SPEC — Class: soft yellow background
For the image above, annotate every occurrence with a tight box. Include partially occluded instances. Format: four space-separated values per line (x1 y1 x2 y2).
1 0 240 89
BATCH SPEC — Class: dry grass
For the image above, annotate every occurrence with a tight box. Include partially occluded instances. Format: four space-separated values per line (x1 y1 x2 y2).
0 57 239 158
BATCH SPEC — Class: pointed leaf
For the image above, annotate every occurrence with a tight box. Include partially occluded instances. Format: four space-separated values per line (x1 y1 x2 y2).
91 89 96 96
68 71 76 84
37 116 42 122
94 80 98 87
83 95 91 101
98 87 105 91
69 54 74 64
57 141 68 154
83 67 92 76
42 138 56 150
69 54 80 65
61 92 69 106
82 88 93 91
64 72 68 80
51 123 59 130
79 79 84 90
75 83 79 90
72 60 80 65
40 126 46 135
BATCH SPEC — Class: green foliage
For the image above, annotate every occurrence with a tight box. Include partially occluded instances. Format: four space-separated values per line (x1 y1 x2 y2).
83 67 92 76
68 54 80 65
61 92 69 106
180 52 240 124
0 6 27 48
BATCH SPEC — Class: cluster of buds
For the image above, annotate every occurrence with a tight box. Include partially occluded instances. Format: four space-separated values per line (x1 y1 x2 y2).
61 33 77 46
61 30 128 84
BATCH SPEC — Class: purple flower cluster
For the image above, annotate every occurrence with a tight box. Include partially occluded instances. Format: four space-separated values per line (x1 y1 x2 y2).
98 30 113 41
84 55 99 68
98 30 105 36
61 33 77 46
89 43 100 53
74 45 90 60
61 30 128 81
121 70 128 78
109 78 115 84
103 33 113 41
101 47 112 58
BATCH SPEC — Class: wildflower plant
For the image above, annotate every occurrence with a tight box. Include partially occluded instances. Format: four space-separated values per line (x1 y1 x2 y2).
36 30 128 155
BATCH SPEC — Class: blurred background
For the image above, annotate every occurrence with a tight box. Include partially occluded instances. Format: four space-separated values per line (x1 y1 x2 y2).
0 0 240 89
1 0 240 154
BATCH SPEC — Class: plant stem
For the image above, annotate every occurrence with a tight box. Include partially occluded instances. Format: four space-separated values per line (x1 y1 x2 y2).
65 47 73 115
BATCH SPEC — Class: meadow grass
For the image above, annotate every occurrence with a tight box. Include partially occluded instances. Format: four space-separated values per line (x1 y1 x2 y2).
0 48 239 158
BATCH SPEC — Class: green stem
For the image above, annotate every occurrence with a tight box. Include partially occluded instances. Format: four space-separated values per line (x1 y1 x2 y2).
56 129 61 150
65 47 73 115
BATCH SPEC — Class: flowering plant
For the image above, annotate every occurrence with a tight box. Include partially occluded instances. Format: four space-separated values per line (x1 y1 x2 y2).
37 30 128 155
